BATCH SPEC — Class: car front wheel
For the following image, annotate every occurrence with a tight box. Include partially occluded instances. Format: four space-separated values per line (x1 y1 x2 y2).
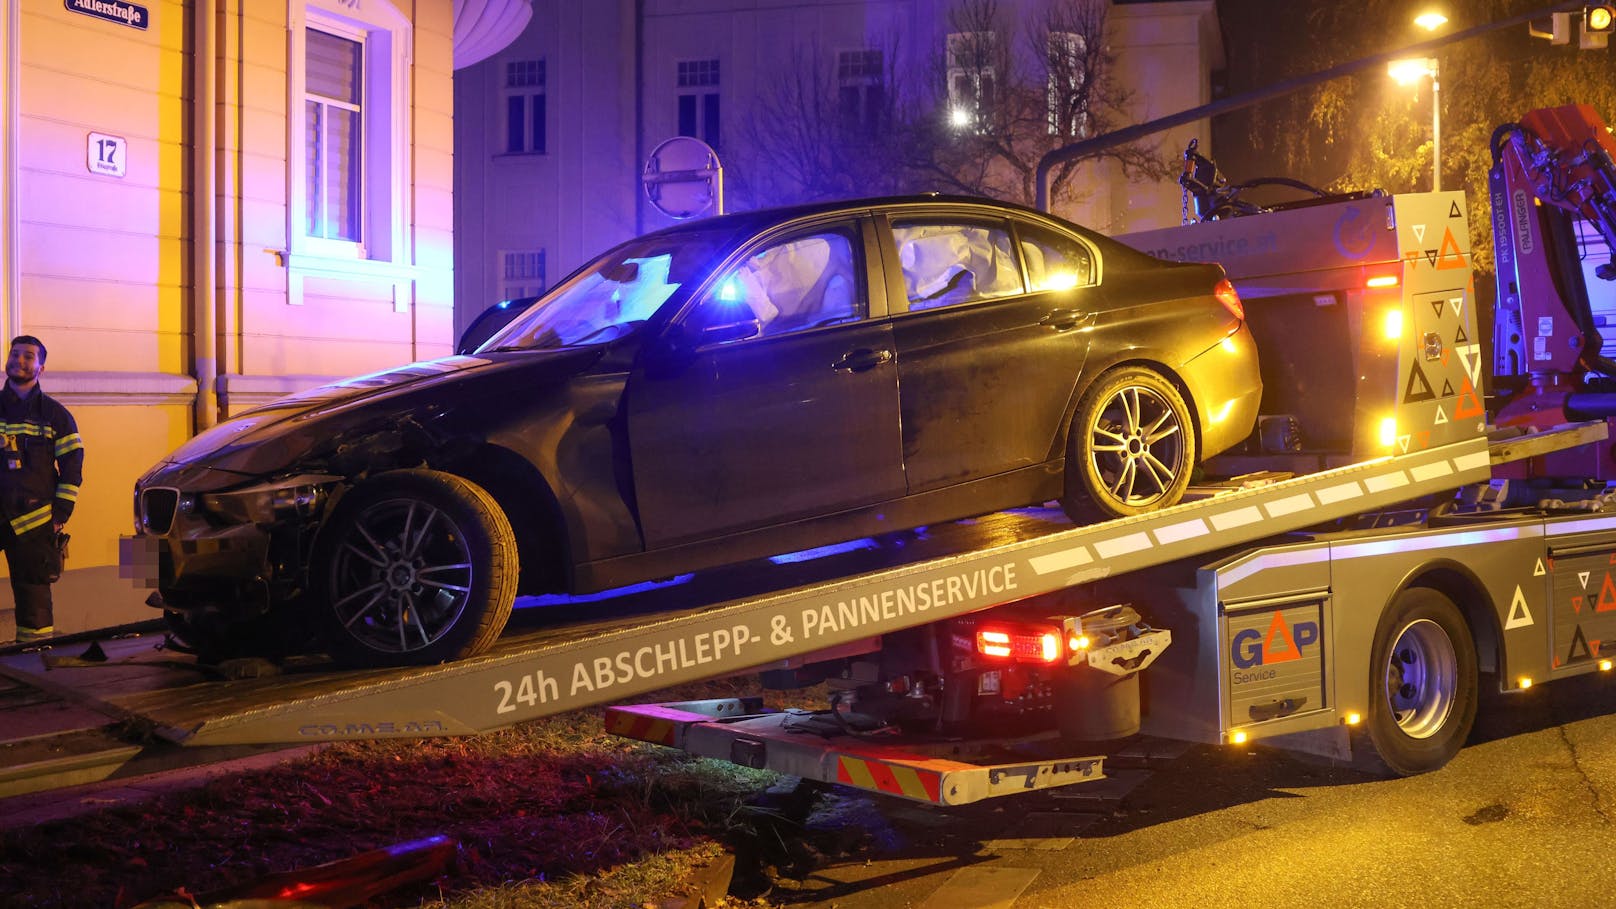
317 469 519 667
1061 366 1195 522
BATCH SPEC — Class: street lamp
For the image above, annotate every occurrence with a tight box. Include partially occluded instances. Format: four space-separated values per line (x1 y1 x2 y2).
1387 58 1440 191
1388 11 1448 193
1383 57 1447 192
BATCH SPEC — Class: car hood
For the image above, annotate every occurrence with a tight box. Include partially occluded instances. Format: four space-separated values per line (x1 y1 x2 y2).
151 347 605 481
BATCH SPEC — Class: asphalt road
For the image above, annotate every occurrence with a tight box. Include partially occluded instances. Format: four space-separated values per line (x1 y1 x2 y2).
761 671 1616 908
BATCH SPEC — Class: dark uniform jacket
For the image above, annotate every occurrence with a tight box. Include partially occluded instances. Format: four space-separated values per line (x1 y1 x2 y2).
0 383 83 536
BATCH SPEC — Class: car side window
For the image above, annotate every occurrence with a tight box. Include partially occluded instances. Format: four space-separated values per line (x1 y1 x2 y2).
891 220 1024 312
688 227 865 341
1017 222 1096 292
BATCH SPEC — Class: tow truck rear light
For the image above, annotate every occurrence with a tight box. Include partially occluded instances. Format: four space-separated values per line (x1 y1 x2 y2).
1213 278 1245 321
975 627 1062 663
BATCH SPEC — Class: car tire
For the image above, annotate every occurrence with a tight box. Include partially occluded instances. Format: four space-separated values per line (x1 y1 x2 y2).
1359 587 1478 776
316 469 519 667
1061 366 1195 522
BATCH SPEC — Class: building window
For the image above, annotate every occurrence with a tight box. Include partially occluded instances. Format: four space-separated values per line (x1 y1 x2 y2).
502 249 547 301
292 1 411 265
306 28 364 242
1047 31 1088 137
947 32 996 131
838 49 885 134
504 59 546 155
677 59 721 150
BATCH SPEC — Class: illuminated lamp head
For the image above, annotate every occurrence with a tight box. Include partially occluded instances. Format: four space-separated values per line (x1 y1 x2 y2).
715 274 747 305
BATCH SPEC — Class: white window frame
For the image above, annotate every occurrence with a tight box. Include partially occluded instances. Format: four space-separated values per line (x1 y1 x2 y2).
288 0 413 269
501 58 546 156
837 48 885 134
304 23 366 246
498 249 546 301
1047 31 1088 137
675 58 721 150
947 31 997 131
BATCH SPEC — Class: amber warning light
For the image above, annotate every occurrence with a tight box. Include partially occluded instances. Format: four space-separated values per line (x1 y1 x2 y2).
975 627 1062 663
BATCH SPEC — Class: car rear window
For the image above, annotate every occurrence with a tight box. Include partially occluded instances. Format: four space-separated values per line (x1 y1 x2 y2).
891 220 1024 311
1016 222 1096 291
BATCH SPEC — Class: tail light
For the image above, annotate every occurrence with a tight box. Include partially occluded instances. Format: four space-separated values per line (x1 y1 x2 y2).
975 626 1062 663
1213 278 1245 322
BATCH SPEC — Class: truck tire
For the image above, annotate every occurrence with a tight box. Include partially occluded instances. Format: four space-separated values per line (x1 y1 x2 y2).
316 469 519 668
1362 587 1478 776
1060 366 1195 523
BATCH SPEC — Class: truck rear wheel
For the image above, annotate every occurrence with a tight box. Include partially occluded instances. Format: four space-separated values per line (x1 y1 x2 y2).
1363 587 1478 776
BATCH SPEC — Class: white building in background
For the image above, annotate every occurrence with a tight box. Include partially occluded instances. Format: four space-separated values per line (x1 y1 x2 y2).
453 0 1223 334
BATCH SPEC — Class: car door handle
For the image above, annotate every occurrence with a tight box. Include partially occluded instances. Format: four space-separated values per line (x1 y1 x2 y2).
1040 309 1089 331
831 348 894 372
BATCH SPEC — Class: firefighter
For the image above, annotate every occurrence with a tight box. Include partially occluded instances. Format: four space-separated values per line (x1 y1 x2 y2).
2 336 81 645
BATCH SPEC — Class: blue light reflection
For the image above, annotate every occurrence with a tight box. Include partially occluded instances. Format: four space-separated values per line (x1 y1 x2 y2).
769 537 879 565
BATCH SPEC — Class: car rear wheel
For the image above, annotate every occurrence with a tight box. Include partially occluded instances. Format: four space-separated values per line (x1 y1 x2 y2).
1061 366 1195 522
317 469 518 667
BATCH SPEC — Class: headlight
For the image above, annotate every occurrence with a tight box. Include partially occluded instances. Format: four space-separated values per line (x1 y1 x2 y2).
199 474 341 525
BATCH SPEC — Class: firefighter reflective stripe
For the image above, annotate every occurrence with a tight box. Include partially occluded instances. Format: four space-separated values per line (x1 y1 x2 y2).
835 755 944 803
0 421 54 440
10 504 51 535
54 432 82 457
55 483 79 502
602 706 679 746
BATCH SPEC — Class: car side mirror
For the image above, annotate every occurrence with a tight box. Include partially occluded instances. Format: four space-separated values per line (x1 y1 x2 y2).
700 319 761 345
456 298 533 355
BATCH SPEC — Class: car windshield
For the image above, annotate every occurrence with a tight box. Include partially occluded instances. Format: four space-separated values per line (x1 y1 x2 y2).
477 226 741 351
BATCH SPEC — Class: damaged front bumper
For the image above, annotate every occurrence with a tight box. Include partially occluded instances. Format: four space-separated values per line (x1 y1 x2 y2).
119 473 342 614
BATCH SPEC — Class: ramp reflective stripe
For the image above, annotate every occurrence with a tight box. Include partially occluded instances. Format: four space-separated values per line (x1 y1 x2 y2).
835 754 944 803
603 705 691 747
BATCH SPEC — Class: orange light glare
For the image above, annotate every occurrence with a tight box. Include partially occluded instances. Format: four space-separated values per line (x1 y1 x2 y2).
1345 711 1362 726
1591 6 1614 31
1070 635 1091 651
1366 275 1400 289
1379 417 1398 447
1230 730 1248 745
977 630 1012 658
1601 659 1613 672
1519 676 1534 690
1383 309 1403 340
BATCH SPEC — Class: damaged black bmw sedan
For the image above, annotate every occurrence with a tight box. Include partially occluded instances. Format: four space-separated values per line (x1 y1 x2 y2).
123 196 1262 667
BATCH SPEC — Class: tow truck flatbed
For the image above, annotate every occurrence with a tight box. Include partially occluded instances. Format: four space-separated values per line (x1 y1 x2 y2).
0 423 1596 797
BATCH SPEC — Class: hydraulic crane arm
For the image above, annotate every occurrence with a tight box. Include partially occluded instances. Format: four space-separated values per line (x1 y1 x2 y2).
1491 105 1616 385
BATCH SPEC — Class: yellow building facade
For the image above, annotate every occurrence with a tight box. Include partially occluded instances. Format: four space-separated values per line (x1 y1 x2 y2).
0 0 466 635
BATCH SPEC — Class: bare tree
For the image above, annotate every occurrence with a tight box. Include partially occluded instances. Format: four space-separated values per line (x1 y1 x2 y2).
733 34 914 207
733 0 1173 214
911 0 1171 211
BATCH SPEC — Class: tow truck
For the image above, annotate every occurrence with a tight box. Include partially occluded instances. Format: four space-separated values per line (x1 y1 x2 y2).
4 106 1615 806
600 104 1616 802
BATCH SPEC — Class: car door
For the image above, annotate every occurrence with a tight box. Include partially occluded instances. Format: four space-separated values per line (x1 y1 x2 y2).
624 217 906 548
883 212 1099 493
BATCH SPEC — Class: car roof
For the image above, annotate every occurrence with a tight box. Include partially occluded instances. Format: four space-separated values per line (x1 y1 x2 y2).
643 194 1081 240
